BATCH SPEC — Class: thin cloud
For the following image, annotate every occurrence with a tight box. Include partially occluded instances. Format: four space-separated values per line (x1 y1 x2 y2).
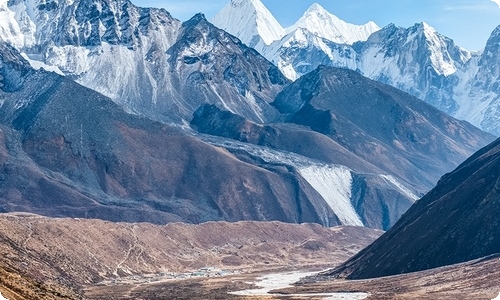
492 0 500 8
443 3 492 11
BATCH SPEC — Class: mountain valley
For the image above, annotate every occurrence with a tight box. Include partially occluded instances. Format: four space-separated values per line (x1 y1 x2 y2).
0 0 499 299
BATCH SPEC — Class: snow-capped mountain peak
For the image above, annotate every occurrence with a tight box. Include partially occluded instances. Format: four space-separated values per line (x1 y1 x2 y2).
211 0 284 48
419 21 434 31
413 22 471 76
306 2 328 14
288 2 380 45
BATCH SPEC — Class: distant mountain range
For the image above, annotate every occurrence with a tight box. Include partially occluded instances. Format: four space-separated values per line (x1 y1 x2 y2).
212 0 500 136
211 0 379 54
0 0 494 230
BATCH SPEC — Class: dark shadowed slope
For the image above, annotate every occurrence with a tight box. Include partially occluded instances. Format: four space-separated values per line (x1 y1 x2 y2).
326 137 500 279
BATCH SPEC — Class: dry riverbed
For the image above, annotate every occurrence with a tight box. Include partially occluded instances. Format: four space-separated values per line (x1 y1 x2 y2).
85 264 368 300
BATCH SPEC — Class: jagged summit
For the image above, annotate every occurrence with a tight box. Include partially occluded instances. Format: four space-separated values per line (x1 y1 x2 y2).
408 22 471 76
182 12 210 28
186 13 207 23
212 0 379 51
419 21 434 30
306 2 326 12
211 0 284 48
287 2 380 45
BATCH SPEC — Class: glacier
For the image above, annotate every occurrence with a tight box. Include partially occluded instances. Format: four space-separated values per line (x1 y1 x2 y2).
298 165 363 226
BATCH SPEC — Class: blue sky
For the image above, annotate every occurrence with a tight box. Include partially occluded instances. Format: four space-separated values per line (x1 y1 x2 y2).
131 0 500 51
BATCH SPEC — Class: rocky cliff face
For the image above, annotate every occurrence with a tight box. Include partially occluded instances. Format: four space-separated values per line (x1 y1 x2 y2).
166 13 286 123
2 0 289 123
356 23 471 112
463 25 500 134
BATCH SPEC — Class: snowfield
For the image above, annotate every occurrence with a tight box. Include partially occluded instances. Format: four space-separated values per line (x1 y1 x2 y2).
298 165 363 226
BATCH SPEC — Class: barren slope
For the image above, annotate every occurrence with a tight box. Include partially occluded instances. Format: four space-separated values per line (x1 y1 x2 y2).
0 214 381 297
0 263 77 300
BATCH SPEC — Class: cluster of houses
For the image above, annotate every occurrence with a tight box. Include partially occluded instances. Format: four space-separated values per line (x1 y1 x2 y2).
99 267 236 286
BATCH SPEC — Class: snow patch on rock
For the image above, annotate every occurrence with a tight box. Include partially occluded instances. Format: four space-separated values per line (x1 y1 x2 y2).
380 175 419 202
21 53 64 75
298 165 363 226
